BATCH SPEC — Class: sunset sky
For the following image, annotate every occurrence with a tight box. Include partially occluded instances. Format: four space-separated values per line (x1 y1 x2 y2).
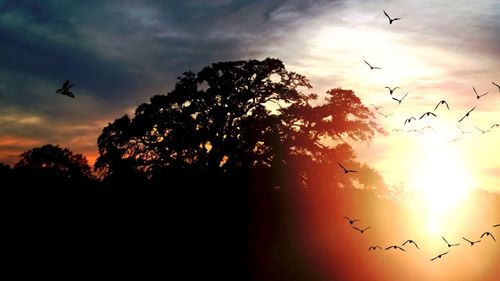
1 0 499 279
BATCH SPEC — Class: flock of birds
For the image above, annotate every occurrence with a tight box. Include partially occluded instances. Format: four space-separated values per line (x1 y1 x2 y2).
344 216 498 261
339 10 499 263
362 11 499 143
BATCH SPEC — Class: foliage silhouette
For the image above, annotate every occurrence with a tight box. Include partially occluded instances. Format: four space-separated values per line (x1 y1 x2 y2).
95 58 384 189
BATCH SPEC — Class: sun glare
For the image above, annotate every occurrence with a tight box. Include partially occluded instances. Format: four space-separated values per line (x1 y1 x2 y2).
409 140 474 235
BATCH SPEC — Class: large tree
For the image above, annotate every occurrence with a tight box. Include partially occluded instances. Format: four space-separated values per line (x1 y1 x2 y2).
95 58 384 188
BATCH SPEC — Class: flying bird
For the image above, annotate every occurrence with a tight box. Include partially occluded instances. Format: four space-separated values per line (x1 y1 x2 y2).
442 236 460 247
404 117 416 125
378 112 394 118
420 112 437 120
407 129 423 134
493 82 500 92
353 226 371 234
338 162 357 173
344 216 360 225
475 126 491 134
368 246 382 251
491 123 499 129
473 86 488 99
430 251 448 261
392 93 408 105
480 232 496 242
385 86 400 95
392 128 403 132
56 79 75 98
434 100 450 111
402 240 419 249
385 245 405 251
458 106 476 122
457 125 472 134
463 237 481 246
370 104 384 111
383 10 401 24
421 125 436 133
446 137 462 144
364 60 381 70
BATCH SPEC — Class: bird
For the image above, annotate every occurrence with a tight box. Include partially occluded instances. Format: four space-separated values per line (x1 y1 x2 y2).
463 237 481 246
402 240 419 249
434 100 450 111
364 60 381 70
446 137 462 144
494 224 500 227
442 236 460 247
370 104 384 111
458 106 476 122
491 123 500 129
421 125 436 133
56 79 75 98
404 117 416 125
368 246 382 251
378 112 394 118
385 86 400 95
392 93 408 105
493 82 500 92
430 251 448 261
353 226 371 234
480 232 496 242
392 128 403 133
407 129 423 134
344 216 360 225
475 126 491 134
383 10 401 24
385 245 405 251
420 112 437 120
457 125 472 134
338 162 357 173
473 86 488 99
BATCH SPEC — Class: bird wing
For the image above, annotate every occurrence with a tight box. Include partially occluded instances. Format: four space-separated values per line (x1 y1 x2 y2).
419 113 426 119
398 246 406 251
385 246 393 250
352 226 361 232
392 97 400 102
479 91 489 97
430 256 437 261
430 112 437 117
473 86 478 96
401 93 408 100
383 10 390 19
444 101 450 110
63 79 69 88
458 114 467 122
393 17 401 21
491 124 499 128
364 60 371 67
442 236 449 244
463 237 472 243
363 226 371 231
338 162 346 171
434 102 440 110
347 169 358 173
468 106 476 114
491 234 496 241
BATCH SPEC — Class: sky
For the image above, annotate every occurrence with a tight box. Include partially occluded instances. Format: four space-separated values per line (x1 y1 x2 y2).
1 0 499 279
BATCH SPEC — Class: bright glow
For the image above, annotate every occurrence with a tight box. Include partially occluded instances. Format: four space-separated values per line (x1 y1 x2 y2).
409 140 474 235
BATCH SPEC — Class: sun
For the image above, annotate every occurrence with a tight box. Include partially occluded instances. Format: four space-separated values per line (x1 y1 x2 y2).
408 139 475 235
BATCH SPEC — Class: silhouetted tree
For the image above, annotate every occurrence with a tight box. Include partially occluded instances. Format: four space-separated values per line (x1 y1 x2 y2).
14 144 93 189
95 58 384 189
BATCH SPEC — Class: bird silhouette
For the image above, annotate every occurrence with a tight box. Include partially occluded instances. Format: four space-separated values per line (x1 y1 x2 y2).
463 237 481 246
480 232 496 242
368 246 382 251
364 60 381 70
353 226 371 234
475 126 491 134
344 216 360 225
383 10 401 24
473 86 488 99
370 104 384 111
458 106 476 122
447 137 462 144
430 251 448 261
491 124 499 129
338 162 357 173
434 100 450 111
407 129 423 134
385 86 400 95
378 112 394 118
442 236 460 247
419 112 437 120
56 79 75 98
392 93 408 105
457 125 472 134
404 117 416 125
385 245 405 251
402 240 419 249
421 125 436 133
493 82 500 92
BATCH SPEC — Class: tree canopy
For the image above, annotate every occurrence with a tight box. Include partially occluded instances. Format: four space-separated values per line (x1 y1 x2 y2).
95 58 384 189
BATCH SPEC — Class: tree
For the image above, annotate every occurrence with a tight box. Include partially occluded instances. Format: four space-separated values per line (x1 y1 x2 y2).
14 144 93 183
95 58 384 189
